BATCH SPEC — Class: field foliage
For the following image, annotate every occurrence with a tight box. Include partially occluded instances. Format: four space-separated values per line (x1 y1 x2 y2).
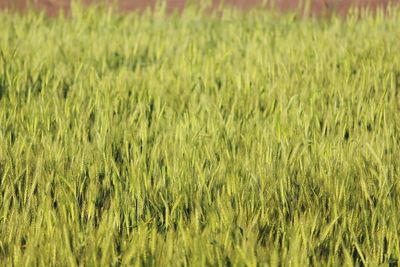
0 2 400 266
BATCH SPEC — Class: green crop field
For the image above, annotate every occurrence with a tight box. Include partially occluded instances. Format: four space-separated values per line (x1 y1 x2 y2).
0 2 399 266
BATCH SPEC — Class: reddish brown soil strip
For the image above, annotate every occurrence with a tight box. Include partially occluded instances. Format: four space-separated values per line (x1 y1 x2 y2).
0 0 397 17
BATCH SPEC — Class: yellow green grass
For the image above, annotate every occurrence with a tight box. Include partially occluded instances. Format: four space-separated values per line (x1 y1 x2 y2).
0 3 399 266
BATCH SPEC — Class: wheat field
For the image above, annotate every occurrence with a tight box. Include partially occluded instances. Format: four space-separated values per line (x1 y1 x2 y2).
0 3 399 266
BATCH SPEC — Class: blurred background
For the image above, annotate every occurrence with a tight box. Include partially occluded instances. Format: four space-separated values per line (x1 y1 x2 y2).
0 0 396 16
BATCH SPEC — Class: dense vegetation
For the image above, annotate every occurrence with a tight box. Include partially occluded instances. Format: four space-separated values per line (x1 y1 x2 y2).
0 3 399 266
